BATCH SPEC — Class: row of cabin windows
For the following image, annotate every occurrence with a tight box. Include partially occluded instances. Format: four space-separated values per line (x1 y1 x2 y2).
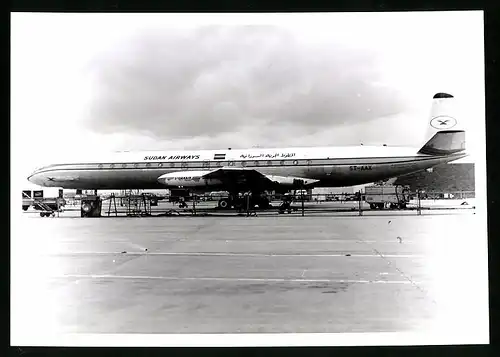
97 160 308 169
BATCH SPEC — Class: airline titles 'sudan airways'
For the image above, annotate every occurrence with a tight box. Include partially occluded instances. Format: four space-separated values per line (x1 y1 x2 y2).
28 93 467 208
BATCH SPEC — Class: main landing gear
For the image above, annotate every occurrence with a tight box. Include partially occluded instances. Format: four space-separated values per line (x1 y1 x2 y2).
278 193 294 214
217 192 270 210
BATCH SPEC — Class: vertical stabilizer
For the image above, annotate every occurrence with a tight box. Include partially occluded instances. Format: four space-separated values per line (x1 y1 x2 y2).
418 93 465 155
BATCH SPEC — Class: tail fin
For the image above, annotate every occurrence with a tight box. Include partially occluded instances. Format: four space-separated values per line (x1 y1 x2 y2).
418 93 465 155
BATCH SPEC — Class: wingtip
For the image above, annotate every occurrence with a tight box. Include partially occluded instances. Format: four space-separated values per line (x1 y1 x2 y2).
433 93 454 99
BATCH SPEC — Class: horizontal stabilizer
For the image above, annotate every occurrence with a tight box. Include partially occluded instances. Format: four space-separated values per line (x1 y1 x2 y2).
418 130 465 156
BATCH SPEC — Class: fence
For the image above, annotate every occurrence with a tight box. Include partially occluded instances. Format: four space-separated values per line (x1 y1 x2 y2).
22 190 476 218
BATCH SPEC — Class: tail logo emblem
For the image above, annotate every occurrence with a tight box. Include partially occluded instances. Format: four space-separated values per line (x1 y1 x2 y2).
430 116 457 129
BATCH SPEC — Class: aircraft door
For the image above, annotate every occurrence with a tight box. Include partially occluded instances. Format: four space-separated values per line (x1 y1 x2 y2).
307 158 333 177
306 160 315 176
325 162 334 177
322 158 335 177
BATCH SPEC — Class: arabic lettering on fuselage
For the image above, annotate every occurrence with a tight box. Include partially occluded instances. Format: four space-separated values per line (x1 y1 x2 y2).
240 152 296 159
144 155 200 161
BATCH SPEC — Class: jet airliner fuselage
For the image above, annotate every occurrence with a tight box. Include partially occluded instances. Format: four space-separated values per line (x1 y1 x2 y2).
27 93 468 208
27 145 466 190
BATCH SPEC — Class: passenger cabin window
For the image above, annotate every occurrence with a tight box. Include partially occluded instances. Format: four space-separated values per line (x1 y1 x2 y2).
134 163 138 168
110 163 115 168
267 160 272 166
145 163 151 167
280 160 285 165
241 161 247 167
169 162 175 167
122 163 127 168
181 162 188 169
293 160 298 165
254 161 259 166
98 164 103 169
158 163 163 167
228 161 235 166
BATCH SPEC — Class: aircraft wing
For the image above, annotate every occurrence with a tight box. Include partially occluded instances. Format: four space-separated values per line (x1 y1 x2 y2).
201 167 273 190
201 167 319 191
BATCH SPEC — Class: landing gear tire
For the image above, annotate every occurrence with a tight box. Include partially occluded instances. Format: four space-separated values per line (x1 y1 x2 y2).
218 198 230 209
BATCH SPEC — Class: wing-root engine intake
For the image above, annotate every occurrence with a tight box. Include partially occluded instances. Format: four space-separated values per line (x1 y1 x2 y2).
157 171 219 187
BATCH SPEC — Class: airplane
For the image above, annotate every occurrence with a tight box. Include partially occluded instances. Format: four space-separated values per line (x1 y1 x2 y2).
27 92 467 209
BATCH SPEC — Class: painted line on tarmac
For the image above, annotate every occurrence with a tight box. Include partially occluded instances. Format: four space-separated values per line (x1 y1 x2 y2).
53 274 420 284
49 252 424 258
55 239 417 244
160 239 417 244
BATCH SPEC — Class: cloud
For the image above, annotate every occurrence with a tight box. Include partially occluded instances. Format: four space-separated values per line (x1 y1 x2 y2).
85 25 406 141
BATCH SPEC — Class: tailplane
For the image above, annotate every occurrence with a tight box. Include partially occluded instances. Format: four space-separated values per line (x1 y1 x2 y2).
418 93 465 155
418 130 466 155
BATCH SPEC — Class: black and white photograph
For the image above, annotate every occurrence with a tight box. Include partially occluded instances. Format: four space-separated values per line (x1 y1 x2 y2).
10 11 488 346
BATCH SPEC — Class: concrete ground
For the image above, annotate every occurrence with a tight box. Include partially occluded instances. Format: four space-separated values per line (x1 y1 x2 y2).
11 212 488 342
22 197 477 219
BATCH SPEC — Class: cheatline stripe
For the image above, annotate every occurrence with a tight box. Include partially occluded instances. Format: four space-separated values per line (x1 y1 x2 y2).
52 274 420 284
33 155 450 168
31 155 451 174
46 252 424 258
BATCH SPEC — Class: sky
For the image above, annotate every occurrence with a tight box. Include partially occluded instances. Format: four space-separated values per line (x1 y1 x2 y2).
11 12 485 187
